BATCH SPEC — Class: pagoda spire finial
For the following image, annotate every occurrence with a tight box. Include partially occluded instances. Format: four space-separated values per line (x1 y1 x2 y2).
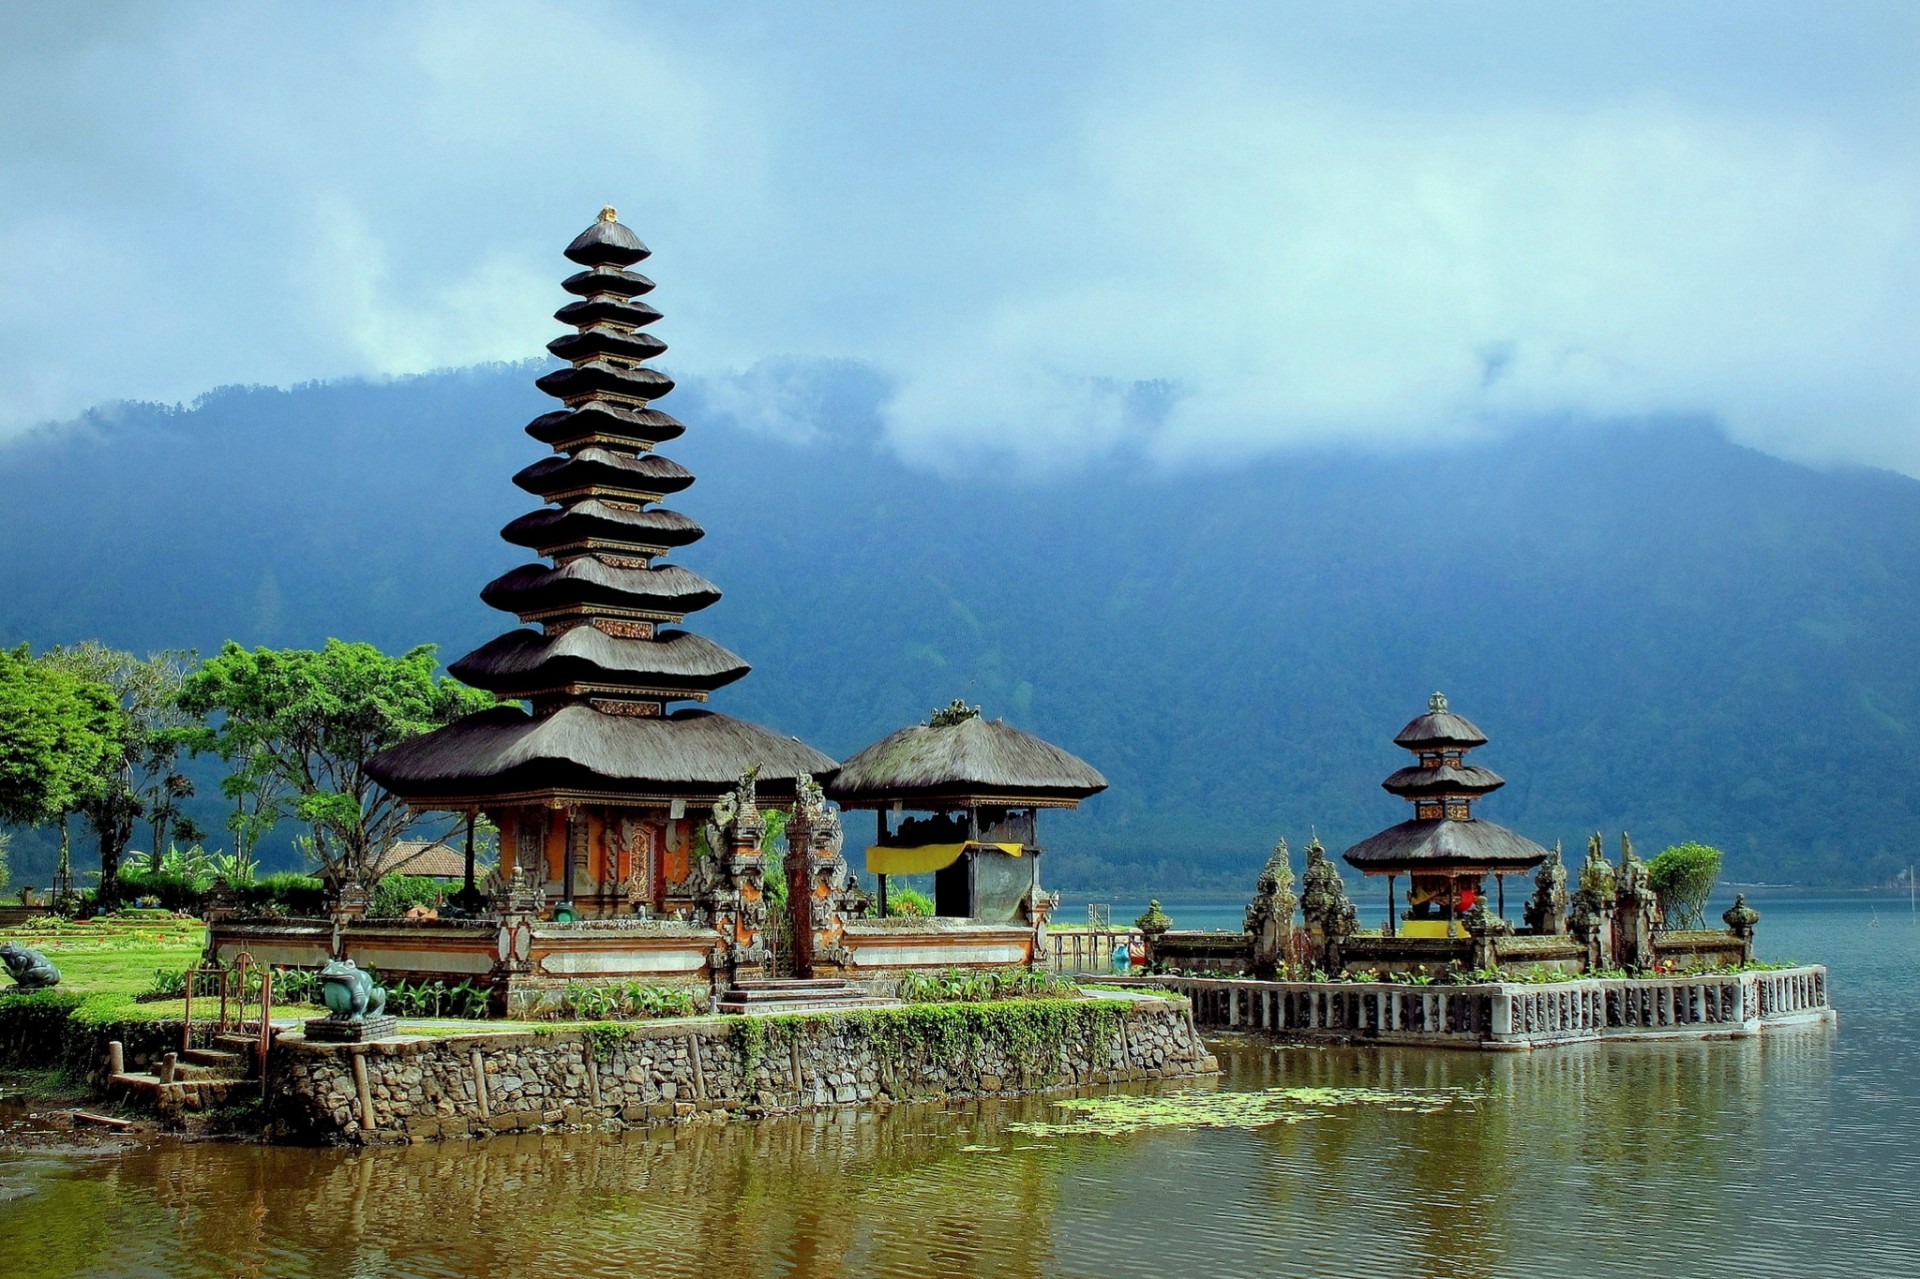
1429 690 1449 714
598 205 618 222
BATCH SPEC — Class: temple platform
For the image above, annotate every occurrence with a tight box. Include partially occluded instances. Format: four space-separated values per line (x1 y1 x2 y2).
1107 965 1833 1051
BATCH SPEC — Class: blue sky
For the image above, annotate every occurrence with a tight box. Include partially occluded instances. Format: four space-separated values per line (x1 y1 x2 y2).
2 2 1915 475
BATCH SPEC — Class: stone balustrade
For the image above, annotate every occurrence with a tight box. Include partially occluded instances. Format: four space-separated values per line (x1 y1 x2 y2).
1124 965 1832 1050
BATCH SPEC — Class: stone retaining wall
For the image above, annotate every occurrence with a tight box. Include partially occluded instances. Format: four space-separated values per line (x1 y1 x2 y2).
266 994 1212 1144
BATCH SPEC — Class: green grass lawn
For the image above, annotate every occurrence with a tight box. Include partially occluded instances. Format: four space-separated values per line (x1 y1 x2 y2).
2 916 207 996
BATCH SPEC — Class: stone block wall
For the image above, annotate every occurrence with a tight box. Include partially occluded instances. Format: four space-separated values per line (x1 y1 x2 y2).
266 994 1212 1144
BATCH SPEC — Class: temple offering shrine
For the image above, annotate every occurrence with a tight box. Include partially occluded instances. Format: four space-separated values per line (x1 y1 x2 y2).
367 209 835 923
1341 692 1549 936
827 701 1107 929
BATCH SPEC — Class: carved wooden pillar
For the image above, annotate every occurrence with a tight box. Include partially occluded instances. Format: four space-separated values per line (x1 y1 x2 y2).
786 805 815 977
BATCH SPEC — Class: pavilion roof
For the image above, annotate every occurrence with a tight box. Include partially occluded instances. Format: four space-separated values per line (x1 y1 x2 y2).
827 708 1108 810
368 705 835 805
1340 818 1549 873
1393 692 1489 748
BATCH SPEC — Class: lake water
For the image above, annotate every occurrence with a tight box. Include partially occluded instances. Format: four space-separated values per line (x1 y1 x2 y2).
1 893 1914 1278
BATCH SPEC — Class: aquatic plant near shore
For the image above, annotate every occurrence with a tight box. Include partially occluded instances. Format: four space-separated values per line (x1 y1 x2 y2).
1006 1085 1471 1138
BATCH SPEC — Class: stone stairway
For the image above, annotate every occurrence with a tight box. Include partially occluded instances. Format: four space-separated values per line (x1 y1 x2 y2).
107 1033 264 1124
716 978 897 1016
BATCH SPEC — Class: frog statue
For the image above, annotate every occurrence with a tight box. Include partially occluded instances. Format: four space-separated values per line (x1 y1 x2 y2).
318 957 387 1022
0 942 60 990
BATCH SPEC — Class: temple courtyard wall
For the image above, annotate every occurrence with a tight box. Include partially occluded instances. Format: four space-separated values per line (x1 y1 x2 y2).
264 992 1213 1144
208 917 1043 1016
1118 965 1832 1051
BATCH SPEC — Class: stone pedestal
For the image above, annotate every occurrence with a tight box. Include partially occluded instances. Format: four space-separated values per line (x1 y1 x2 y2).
304 1014 400 1043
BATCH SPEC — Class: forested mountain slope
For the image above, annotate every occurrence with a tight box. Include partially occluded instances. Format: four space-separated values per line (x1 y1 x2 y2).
3 362 1914 891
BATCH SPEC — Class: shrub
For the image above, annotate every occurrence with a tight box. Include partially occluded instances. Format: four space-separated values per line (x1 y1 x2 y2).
895 967 1080 1003
557 981 698 1021
886 886 935 918
249 873 328 915
369 874 443 918
114 866 209 912
385 977 492 1019
1648 842 1724 930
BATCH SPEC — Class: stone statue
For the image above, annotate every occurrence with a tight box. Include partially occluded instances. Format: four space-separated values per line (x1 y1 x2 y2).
1568 832 1617 971
1244 836 1298 978
0 942 60 990
1613 832 1659 970
1299 838 1357 972
1463 894 1513 973
1722 893 1761 964
318 958 386 1022
1524 842 1570 935
697 768 772 973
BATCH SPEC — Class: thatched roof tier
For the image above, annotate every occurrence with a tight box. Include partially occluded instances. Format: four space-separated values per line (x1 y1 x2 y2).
501 500 703 555
562 265 656 299
1341 818 1549 873
1393 695 1489 749
1380 763 1505 798
513 449 694 502
449 627 749 699
535 360 676 405
525 403 685 450
481 558 721 621
554 294 664 331
548 325 668 365
368 705 836 808
827 714 1108 810
564 209 650 267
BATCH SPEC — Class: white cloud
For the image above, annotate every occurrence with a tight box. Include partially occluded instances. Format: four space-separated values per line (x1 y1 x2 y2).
880 84 1919 475
0 2 1914 481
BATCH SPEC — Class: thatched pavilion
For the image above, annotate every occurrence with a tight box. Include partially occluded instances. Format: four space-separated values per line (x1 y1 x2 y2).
1340 692 1549 936
826 701 1107 925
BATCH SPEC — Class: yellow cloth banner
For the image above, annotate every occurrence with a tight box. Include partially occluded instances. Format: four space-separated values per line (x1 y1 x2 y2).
864 841 1024 876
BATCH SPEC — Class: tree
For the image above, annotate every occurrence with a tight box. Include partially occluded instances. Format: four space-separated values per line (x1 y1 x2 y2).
38 643 199 905
0 830 11 896
0 645 123 900
1647 842 1724 930
178 640 491 889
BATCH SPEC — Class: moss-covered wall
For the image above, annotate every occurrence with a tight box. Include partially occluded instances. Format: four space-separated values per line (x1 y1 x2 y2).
269 994 1211 1145
0 989 209 1084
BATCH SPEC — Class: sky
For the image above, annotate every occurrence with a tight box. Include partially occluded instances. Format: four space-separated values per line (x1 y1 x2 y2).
1 1 1915 477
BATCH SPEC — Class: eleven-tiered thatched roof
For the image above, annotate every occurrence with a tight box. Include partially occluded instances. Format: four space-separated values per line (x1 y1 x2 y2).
370 209 833 808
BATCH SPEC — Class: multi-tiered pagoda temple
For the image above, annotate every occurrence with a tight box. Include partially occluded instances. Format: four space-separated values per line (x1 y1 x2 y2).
369 208 834 918
1340 692 1549 936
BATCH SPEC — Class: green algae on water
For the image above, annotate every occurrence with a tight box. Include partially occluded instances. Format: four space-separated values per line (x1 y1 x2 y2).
1006 1086 1467 1138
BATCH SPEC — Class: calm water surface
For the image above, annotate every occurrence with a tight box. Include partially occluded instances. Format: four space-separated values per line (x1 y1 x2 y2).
1 894 1914 1279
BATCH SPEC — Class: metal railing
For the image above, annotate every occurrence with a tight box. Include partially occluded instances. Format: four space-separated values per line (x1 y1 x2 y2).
180 949 275 1093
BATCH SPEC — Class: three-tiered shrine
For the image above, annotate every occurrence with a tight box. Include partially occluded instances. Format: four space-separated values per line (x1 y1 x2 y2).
369 209 834 918
1340 692 1549 936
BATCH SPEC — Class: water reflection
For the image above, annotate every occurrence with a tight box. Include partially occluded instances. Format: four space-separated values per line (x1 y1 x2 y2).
2 895 1913 1279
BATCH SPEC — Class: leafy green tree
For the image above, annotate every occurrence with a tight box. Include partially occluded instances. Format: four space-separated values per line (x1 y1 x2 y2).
0 830 11 896
1647 841 1724 930
0 644 123 899
0 644 121 826
38 643 199 904
178 640 491 888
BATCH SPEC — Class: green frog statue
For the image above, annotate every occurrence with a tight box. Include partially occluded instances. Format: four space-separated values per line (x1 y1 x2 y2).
318 958 387 1022
0 942 60 990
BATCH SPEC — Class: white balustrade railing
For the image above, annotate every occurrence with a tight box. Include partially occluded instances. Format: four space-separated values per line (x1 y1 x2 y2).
1131 965 1830 1047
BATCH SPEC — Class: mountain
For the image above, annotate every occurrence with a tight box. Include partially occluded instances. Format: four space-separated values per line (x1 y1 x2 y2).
2 362 1916 893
